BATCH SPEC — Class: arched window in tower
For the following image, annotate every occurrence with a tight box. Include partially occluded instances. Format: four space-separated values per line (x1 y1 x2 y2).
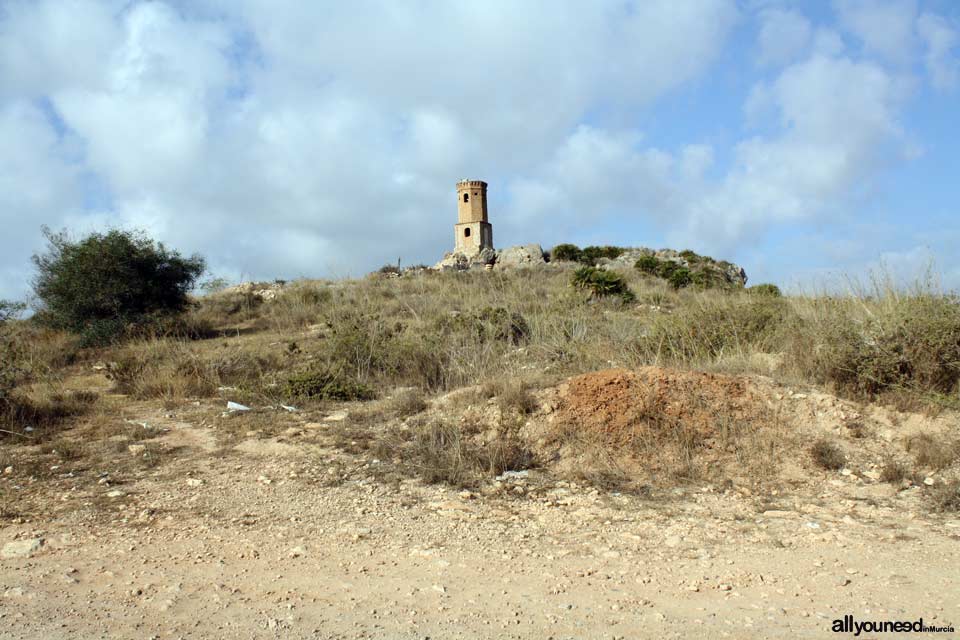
464 228 471 237
463 193 469 203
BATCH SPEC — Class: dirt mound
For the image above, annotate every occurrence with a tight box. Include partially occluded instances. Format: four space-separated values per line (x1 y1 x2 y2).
556 367 769 447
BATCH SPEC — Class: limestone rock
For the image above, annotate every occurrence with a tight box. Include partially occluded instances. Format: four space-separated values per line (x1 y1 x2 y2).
2 538 44 559
496 244 546 268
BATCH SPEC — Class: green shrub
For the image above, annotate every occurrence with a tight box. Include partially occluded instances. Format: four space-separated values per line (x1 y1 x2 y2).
749 283 782 297
656 260 680 279
667 268 692 290
635 255 660 274
550 244 582 263
571 267 635 303
579 245 625 265
283 368 374 401
31 227 205 346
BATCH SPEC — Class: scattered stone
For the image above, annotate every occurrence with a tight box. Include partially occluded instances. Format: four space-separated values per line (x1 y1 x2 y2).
923 477 935 486
1 539 43 559
762 510 793 518
664 536 682 548
495 470 529 481
107 490 125 498
2 466 12 475
128 444 146 456
186 478 203 488
288 546 307 559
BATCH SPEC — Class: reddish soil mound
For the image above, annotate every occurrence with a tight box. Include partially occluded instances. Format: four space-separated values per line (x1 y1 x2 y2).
556 367 767 447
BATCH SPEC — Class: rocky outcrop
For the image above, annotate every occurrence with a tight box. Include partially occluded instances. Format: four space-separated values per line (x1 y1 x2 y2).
433 245 545 271
495 244 546 268
600 248 747 287
219 281 285 300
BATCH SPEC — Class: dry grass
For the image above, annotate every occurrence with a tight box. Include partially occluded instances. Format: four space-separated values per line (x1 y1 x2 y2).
879 457 910 483
929 480 960 512
17 264 947 414
810 438 846 471
329 411 535 488
905 433 960 470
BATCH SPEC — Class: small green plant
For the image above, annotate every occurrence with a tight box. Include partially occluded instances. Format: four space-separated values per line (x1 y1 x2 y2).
634 255 660 274
571 267 635 303
749 283 782 297
810 438 845 471
283 368 374 401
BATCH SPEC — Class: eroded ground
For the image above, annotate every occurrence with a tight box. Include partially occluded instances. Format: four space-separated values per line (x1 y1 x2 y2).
1 369 959 639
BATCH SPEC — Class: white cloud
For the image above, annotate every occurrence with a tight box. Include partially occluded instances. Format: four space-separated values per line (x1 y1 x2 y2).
506 50 910 253
756 8 812 67
0 0 742 298
834 0 918 64
916 12 960 90
0 0 955 300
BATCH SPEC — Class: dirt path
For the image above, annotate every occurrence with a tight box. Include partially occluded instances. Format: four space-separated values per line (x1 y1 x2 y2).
2 420 959 639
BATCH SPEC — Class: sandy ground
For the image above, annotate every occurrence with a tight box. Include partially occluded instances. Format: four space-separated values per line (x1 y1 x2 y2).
2 408 959 640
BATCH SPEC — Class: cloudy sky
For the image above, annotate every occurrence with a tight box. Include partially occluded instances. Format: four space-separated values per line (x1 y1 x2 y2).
1 0 958 299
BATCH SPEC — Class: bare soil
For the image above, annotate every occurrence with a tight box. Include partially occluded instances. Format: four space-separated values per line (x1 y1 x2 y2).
1 368 959 639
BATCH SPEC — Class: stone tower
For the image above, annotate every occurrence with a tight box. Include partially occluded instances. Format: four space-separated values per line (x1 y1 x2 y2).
454 179 493 254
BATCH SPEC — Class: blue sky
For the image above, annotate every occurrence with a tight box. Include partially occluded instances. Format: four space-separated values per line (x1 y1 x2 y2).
0 0 958 299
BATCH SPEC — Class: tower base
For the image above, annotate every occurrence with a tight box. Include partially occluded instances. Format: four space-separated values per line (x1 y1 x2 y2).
454 221 493 254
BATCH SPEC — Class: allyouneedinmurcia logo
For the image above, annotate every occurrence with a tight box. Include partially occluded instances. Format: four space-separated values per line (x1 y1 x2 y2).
832 615 954 636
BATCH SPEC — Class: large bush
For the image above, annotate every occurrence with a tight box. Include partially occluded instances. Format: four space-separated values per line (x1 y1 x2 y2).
32 228 205 345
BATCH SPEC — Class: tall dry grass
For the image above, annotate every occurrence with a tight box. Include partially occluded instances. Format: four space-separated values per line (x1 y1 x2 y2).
8 264 957 411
